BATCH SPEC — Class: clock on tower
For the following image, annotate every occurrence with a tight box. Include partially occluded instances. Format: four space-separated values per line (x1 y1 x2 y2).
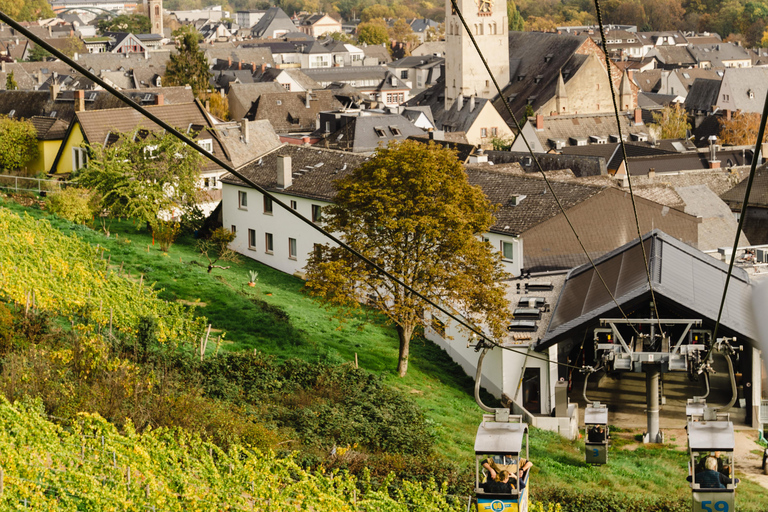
477 0 493 14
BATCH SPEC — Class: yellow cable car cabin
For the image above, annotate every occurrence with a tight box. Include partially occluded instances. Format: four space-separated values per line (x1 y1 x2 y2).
474 414 530 512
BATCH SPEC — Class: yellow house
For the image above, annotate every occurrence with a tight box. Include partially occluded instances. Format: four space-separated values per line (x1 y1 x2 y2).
27 117 68 175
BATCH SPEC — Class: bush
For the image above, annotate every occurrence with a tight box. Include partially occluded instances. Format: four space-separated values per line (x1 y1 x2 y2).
46 187 100 225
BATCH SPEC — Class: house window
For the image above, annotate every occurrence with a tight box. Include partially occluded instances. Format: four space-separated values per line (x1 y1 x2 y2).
313 243 323 258
263 195 273 214
248 229 257 250
374 127 386 137
311 204 322 222
491 127 498 137
204 177 210 188
198 139 213 153
72 147 88 170
480 128 488 138
288 237 297 259
501 241 515 261
431 317 446 337
389 126 401 136
238 190 248 209
283 83 291 91
265 233 274 254
400 70 408 79
231 225 236 234
290 200 297 210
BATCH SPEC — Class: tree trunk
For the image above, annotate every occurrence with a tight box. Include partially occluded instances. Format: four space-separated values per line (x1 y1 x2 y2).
396 324 414 377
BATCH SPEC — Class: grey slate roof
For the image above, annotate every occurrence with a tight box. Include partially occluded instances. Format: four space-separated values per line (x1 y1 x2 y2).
215 119 282 168
75 51 171 75
539 229 755 349
205 46 274 67
220 144 370 201
684 79 721 112
719 67 768 114
648 45 696 66
721 164 768 209
495 32 589 121
463 164 604 236
675 184 750 251
250 7 296 39
317 113 425 153
689 43 751 68
362 45 391 64
248 89 343 132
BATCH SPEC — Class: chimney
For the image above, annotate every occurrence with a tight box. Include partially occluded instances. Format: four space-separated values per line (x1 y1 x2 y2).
634 107 643 124
155 93 164 105
277 155 292 189
469 95 475 112
468 147 488 164
429 129 444 140
390 75 396 86
75 89 85 112
726 109 731 121
228 57 232 67
70 29 74 36
708 160 720 169
261 63 267 72
240 119 249 143
50 82 60 101
205 99 211 111
457 94 464 110
535 113 543 130
37 70 44 85
238 61 242 70
305 90 311 108
648 168 655 180
144 50 149 59
47 26 52 37
302 135 310 145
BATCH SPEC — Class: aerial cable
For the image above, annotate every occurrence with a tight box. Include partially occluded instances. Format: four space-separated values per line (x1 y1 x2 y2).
593 0 665 338
448 0 640 337
0 11 581 372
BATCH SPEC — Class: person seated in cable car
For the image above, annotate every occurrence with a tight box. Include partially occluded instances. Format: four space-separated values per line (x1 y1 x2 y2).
687 457 740 489
587 425 606 443
695 451 731 477
481 470 514 494
482 454 533 482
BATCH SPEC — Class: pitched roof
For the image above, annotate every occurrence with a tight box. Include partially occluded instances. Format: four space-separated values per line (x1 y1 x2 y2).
226 81 287 118
72 101 229 172
684 78 721 112
675 184 750 250
531 112 650 151
75 51 171 75
689 43 751 67
539 230 755 349
719 67 768 113
721 164 768 209
250 7 296 38
672 68 722 93
648 45 696 66
362 44 391 64
317 113 425 153
215 119 282 168
205 46 274 67
496 32 590 120
220 144 370 201
249 90 343 132
633 69 663 93
464 164 604 236
29 115 69 140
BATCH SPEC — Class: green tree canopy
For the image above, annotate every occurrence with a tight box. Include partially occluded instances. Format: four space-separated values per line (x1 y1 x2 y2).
304 140 510 377
163 27 212 97
74 130 203 230
27 43 52 62
97 14 151 34
0 116 38 172
356 21 390 46
5 71 17 91
508 1 525 31
0 0 54 21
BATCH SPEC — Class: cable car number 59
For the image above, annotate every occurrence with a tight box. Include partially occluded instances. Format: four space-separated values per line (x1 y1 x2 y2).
700 501 729 512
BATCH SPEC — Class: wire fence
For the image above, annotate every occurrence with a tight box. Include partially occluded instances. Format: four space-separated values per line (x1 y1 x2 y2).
0 174 72 195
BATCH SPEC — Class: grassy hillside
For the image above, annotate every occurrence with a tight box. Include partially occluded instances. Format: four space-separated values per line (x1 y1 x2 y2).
2 193 768 511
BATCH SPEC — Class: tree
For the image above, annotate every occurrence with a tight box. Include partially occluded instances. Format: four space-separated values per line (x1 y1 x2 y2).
74 130 204 244
163 27 212 98
508 1 525 31
27 44 52 62
360 4 392 22
5 71 17 91
357 21 390 46
425 23 445 42
327 31 355 44
197 227 238 273
304 140 510 377
719 111 766 146
0 0 54 21
0 116 38 172
98 14 151 34
649 103 691 139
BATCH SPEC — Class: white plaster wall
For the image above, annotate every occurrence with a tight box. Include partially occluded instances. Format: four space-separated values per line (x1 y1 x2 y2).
483 232 523 277
222 184 337 276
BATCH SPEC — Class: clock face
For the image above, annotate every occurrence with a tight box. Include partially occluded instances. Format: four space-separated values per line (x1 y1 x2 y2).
477 0 493 13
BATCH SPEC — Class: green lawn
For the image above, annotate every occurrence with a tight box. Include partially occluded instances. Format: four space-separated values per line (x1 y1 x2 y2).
4 194 768 510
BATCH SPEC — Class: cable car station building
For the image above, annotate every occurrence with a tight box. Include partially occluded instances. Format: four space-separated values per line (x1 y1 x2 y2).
427 230 764 439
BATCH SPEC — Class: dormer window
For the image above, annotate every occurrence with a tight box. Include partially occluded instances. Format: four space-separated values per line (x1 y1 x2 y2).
198 139 213 153
749 89 755 99
544 54 553 63
517 75 526 81
534 75 543 84
374 127 386 137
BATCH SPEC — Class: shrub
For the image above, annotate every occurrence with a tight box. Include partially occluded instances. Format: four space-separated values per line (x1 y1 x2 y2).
154 220 181 252
46 187 100 225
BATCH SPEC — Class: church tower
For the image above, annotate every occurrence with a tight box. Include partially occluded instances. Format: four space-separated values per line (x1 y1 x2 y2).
148 0 163 36
444 0 510 111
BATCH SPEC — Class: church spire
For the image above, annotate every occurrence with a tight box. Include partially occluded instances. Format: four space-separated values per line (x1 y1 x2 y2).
555 70 568 114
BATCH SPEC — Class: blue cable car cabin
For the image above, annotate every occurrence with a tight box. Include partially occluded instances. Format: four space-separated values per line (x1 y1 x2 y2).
585 402 609 465
474 414 530 512
687 419 738 512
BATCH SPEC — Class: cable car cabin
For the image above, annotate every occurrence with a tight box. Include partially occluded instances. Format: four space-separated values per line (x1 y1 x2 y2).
585 402 609 465
475 414 530 512
687 419 738 512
